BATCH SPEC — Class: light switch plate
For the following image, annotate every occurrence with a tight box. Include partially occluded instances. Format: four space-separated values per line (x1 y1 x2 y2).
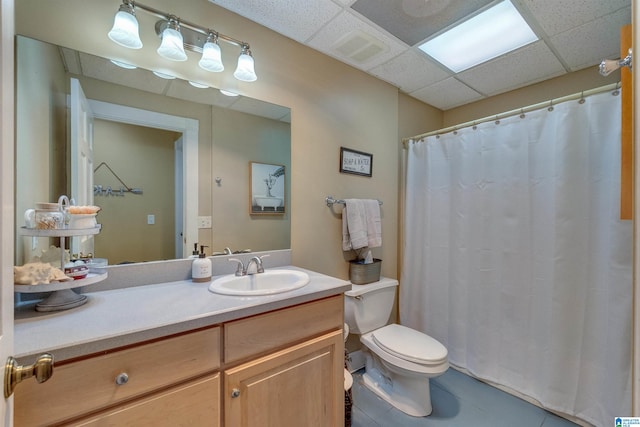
198 216 212 228
147 214 155 225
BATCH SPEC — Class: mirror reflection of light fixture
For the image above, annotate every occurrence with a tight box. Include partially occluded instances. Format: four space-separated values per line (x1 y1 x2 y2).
199 32 224 72
107 0 257 82
152 70 176 79
157 16 187 61
220 89 239 97
110 59 137 69
107 0 143 49
188 81 209 88
234 44 257 82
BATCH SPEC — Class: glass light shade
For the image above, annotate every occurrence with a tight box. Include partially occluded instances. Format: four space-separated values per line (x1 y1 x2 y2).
108 10 143 49
157 28 188 61
199 41 224 72
418 0 538 73
233 52 257 82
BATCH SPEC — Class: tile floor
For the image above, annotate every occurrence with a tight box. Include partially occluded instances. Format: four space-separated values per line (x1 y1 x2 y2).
349 368 580 427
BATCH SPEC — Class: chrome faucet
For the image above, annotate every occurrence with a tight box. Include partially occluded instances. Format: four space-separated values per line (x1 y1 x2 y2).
245 256 265 275
229 255 269 276
223 247 233 255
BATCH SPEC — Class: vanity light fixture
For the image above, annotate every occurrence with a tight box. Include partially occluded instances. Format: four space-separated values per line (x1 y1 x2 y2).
233 44 257 82
107 0 143 49
108 0 257 81
199 32 224 72
157 16 187 61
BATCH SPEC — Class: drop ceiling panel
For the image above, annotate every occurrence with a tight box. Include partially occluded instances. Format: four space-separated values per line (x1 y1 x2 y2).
519 0 630 37
229 97 291 121
308 10 408 70
351 0 494 45
549 7 631 71
209 0 341 43
209 0 630 110
457 41 566 96
78 53 169 95
369 50 451 93
410 78 483 110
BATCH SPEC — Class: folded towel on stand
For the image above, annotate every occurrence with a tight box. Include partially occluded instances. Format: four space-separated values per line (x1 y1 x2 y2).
342 199 382 251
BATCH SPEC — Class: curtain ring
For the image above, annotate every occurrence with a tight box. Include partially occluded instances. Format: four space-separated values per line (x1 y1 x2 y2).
548 100 554 112
453 127 458 135
613 82 620 96
578 91 585 104
494 115 500 125
519 109 525 119
472 121 477 130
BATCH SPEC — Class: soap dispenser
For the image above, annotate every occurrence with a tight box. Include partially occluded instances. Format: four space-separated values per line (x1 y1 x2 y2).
192 245 212 283
189 243 199 259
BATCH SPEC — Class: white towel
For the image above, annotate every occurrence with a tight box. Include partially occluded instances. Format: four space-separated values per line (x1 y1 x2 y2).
364 199 382 248
342 199 382 251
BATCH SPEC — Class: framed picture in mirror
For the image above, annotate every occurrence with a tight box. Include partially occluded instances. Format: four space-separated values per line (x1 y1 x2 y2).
250 162 286 214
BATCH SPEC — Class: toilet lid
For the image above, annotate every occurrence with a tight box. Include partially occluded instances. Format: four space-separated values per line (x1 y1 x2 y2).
372 324 447 365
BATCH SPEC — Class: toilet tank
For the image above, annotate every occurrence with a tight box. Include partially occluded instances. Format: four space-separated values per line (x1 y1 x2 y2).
344 277 398 334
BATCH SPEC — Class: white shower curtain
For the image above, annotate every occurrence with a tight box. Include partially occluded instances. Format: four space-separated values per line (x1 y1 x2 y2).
401 90 631 427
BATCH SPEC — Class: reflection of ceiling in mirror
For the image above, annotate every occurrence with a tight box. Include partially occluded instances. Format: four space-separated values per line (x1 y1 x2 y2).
59 46 291 123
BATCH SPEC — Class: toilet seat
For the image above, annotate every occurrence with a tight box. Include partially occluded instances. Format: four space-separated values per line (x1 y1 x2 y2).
372 324 447 366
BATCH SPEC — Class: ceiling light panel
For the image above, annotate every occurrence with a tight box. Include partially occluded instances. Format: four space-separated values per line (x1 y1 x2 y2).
419 0 539 73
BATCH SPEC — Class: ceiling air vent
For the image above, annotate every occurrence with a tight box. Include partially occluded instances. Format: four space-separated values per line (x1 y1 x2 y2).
332 29 388 63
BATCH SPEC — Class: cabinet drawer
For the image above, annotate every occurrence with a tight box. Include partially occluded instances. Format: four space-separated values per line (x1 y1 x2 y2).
225 295 343 364
15 326 220 426
72 373 220 427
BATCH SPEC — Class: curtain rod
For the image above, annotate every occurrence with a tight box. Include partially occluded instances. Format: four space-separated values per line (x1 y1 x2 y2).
402 82 620 147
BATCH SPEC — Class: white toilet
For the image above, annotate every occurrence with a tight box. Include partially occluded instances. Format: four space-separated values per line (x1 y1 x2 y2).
344 277 448 417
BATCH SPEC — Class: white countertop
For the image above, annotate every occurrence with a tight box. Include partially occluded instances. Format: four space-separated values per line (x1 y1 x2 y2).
14 266 350 363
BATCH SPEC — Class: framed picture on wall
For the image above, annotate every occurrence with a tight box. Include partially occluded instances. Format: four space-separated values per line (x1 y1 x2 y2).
340 147 373 177
250 162 286 214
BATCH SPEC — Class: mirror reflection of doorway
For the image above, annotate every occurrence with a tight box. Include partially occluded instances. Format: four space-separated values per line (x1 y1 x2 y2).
78 99 199 265
93 119 181 264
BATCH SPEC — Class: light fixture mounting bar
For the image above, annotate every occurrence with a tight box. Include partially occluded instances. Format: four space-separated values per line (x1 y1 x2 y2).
131 0 248 49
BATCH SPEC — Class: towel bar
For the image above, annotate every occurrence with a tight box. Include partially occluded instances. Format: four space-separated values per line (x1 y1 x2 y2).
325 195 383 207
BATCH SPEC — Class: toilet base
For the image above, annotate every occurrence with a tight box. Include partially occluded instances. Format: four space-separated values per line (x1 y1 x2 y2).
361 353 433 417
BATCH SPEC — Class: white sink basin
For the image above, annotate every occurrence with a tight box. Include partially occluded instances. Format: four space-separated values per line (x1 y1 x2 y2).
208 269 310 296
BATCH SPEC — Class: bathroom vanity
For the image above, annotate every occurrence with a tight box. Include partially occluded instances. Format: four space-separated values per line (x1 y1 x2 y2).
13 255 349 426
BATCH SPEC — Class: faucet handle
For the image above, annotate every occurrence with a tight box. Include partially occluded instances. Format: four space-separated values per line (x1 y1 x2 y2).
228 258 245 276
256 254 270 273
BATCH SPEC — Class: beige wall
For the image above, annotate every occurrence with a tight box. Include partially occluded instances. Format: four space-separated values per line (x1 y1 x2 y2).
93 121 179 264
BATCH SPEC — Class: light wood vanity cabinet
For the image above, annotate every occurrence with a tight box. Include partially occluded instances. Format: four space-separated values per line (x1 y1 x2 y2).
15 295 344 426
224 296 344 427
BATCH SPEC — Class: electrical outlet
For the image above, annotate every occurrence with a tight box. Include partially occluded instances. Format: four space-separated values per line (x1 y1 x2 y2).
147 214 155 225
198 216 212 229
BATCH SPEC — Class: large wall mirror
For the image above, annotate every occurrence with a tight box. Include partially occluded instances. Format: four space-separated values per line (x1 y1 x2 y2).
15 35 291 267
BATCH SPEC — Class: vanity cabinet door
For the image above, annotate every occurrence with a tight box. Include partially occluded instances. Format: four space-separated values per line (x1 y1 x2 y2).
72 373 220 427
224 330 344 427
